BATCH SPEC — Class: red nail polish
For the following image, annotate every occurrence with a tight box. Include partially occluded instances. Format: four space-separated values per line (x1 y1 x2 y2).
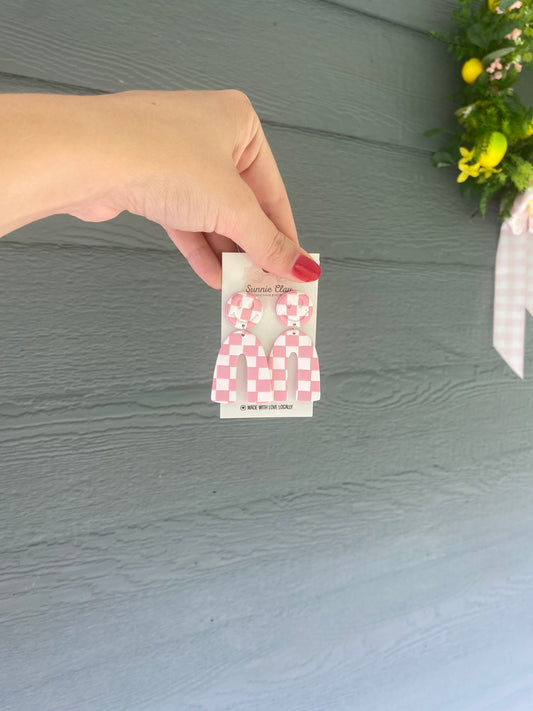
291 255 321 282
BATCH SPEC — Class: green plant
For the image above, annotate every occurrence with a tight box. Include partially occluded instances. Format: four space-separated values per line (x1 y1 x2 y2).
429 0 533 217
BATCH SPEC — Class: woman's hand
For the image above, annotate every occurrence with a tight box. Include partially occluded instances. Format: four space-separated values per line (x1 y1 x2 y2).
0 90 320 289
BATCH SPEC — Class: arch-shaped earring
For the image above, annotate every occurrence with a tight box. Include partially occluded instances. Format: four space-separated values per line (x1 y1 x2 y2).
269 291 320 402
211 291 273 403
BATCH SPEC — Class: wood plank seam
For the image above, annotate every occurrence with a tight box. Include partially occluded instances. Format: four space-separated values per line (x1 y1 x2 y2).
317 0 432 36
0 70 105 95
265 118 433 156
0 242 493 275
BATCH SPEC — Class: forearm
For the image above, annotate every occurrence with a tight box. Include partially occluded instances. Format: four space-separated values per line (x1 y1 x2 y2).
0 93 118 237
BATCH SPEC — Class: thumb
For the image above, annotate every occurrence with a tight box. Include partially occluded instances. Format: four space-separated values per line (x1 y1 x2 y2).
219 179 321 282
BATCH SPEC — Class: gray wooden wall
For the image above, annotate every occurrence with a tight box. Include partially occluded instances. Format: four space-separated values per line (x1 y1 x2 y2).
2 2 533 710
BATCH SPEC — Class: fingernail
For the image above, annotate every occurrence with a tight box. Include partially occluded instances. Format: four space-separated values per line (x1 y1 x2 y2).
291 255 321 282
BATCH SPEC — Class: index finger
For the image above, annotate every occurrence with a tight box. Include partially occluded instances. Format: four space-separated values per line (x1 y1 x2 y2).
238 131 299 245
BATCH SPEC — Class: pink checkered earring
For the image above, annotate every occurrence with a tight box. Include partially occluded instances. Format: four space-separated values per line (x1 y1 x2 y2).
269 291 320 402
211 292 273 404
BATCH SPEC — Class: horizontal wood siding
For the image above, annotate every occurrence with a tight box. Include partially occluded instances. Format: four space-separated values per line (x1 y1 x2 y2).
2 2 533 710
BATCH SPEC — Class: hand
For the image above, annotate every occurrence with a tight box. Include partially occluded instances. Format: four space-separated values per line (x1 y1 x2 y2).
67 90 321 289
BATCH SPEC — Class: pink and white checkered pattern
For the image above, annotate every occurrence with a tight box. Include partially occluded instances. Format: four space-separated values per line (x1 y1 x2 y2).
493 190 533 378
269 330 320 402
212 331 273 403
226 291 263 330
275 291 313 328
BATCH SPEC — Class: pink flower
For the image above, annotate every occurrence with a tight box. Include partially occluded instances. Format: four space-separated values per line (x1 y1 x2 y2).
515 62 523 72
494 71 503 79
505 28 522 41
487 58 503 74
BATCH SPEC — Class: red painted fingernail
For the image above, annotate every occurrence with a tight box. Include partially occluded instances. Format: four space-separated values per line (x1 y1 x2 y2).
291 255 321 282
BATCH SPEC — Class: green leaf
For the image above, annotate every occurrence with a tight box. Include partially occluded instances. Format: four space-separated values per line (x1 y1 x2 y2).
499 0 516 10
482 46 517 64
506 154 533 191
467 22 490 48
431 151 455 167
459 178 482 200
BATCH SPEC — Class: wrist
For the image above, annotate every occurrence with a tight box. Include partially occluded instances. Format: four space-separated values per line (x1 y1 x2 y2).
0 93 123 236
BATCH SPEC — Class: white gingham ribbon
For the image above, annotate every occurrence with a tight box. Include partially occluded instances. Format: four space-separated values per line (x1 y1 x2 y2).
493 187 533 378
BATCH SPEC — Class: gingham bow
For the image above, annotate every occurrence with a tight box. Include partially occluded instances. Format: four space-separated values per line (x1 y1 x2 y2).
493 187 533 378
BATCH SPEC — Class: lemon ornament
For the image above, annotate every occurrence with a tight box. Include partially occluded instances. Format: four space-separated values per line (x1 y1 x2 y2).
461 58 484 84
478 132 508 168
487 0 499 11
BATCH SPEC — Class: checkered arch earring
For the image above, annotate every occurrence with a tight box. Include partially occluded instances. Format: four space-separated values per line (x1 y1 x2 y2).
269 291 320 402
211 291 273 404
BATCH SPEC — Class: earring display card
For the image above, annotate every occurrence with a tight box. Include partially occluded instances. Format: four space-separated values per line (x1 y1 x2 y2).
216 252 320 419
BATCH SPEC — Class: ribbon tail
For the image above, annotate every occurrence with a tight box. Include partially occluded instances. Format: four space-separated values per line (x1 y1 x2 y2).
493 223 528 378
527 231 533 318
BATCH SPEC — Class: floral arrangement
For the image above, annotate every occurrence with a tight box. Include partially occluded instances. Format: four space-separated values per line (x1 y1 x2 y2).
430 0 533 217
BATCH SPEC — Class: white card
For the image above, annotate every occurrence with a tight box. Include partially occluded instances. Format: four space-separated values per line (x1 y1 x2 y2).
215 252 320 419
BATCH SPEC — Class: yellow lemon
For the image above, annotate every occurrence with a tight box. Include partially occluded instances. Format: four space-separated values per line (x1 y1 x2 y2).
487 0 500 11
478 132 508 168
526 121 533 137
461 58 484 84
